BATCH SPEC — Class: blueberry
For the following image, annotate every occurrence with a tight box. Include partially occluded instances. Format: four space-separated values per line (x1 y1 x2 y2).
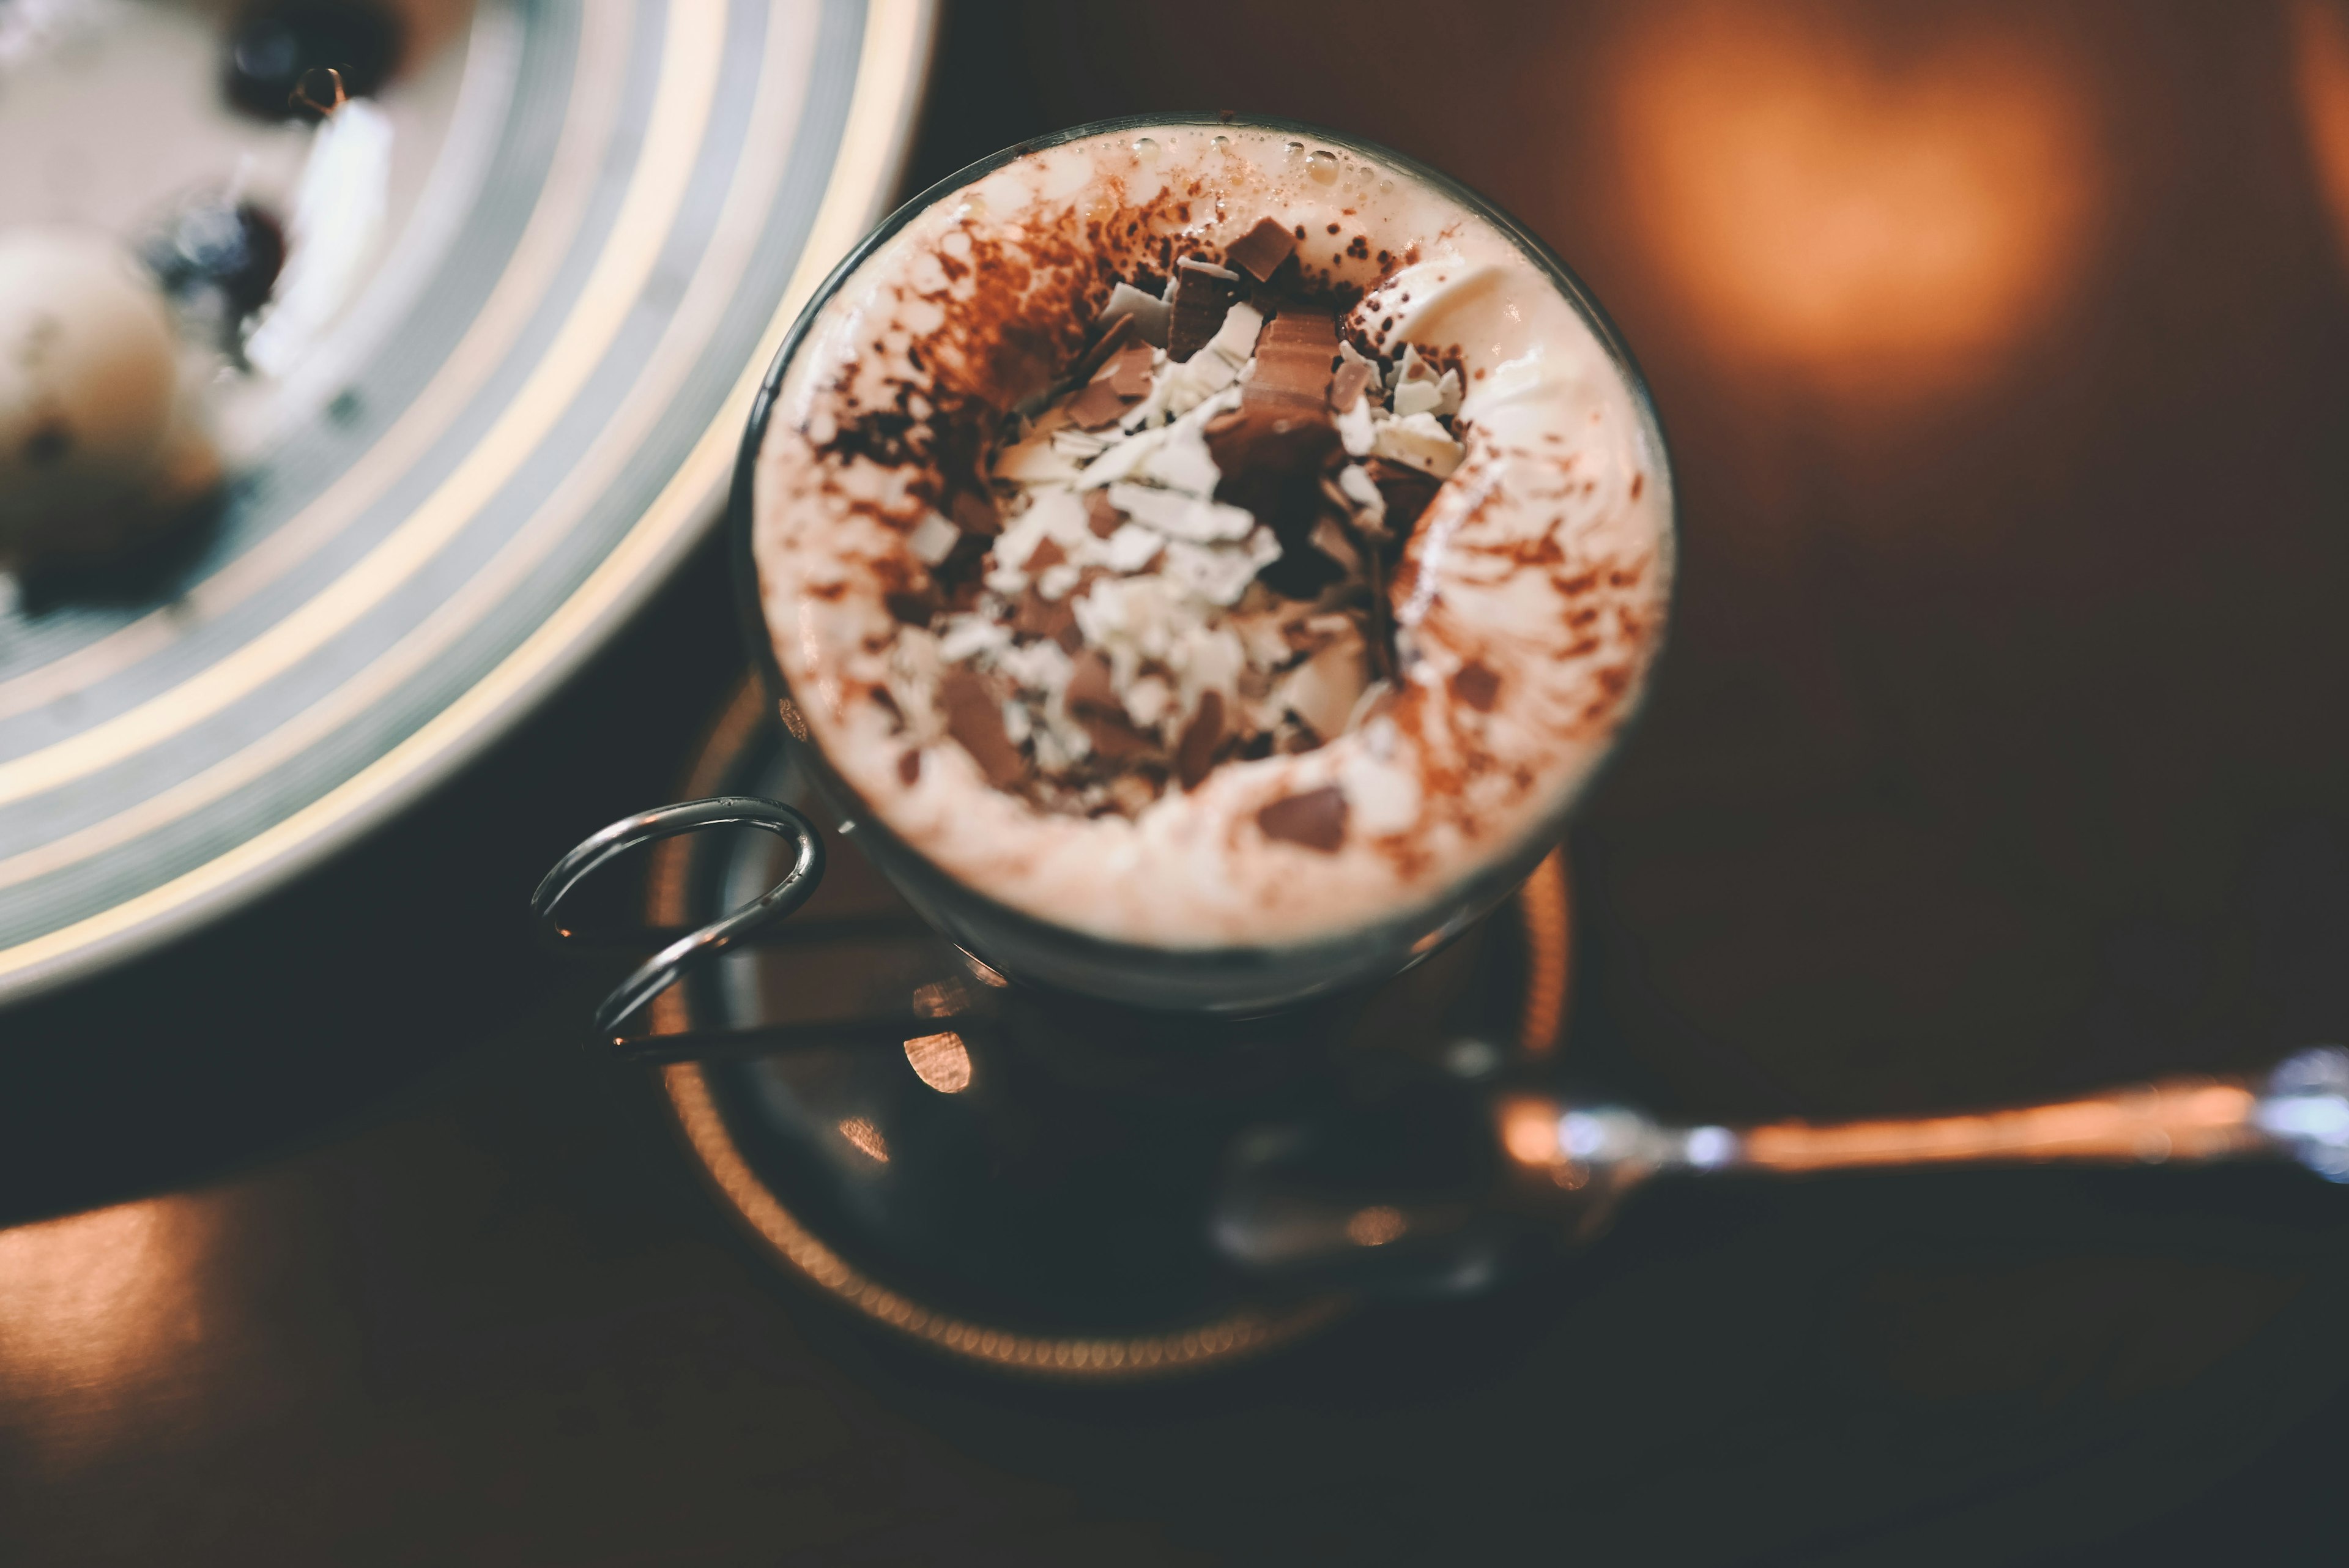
222 1 401 121
145 201 288 334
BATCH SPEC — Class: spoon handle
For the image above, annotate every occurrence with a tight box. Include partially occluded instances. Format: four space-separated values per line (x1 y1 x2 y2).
1737 1079 2268 1172
1507 1046 2349 1184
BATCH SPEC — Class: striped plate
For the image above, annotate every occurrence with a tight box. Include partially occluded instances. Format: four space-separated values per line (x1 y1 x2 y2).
0 0 936 1003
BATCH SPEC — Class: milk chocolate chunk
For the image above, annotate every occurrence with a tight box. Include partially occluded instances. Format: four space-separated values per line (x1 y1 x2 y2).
1105 341 1156 398
950 488 1001 535
1024 536 1067 572
1204 408 1340 491
1067 648 1118 714
1174 690 1225 789
1225 216 1297 283
1204 308 1345 592
941 668 1026 787
1205 407 1341 594
1449 659 1501 711
1168 259 1241 362
1066 650 1159 761
897 748 923 784
1257 786 1348 852
1082 709 1160 762
1063 340 1156 428
885 587 938 625
1012 585 1077 645
1208 310 1340 494
1067 363 1137 429
1085 489 1124 537
1245 310 1339 417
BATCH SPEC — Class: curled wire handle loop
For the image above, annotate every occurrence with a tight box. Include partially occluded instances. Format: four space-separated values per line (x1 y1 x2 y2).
532 796 827 1036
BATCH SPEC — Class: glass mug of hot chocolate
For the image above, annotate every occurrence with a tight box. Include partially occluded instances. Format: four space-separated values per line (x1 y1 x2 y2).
543 116 1674 1025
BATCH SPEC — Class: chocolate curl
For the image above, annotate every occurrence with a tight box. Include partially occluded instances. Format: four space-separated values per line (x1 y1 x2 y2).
1071 311 1138 383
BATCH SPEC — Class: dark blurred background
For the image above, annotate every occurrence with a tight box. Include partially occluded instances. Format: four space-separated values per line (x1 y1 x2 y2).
6 2 2349 1562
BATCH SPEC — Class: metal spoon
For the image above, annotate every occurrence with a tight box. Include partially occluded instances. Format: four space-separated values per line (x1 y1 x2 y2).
1212 1046 2349 1293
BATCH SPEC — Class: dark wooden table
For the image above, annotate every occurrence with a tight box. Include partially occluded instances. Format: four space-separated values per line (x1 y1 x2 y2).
7 3 2349 1561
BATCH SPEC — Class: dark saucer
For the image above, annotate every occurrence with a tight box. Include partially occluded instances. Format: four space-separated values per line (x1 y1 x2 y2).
642 680 1576 1378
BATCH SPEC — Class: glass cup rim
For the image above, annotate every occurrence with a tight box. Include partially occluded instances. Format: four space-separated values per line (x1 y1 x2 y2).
727 113 1680 976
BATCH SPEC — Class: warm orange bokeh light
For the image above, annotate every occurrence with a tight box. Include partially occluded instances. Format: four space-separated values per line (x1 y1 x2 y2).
836 1115 890 1163
903 1029 974 1093
1498 1096 1562 1166
0 1197 221 1465
2293 1 2349 268
1614 4 2099 375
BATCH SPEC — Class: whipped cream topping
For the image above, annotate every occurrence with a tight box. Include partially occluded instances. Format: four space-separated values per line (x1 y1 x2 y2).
753 124 1672 949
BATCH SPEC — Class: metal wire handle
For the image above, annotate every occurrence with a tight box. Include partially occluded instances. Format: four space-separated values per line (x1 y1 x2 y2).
532 797 826 1037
